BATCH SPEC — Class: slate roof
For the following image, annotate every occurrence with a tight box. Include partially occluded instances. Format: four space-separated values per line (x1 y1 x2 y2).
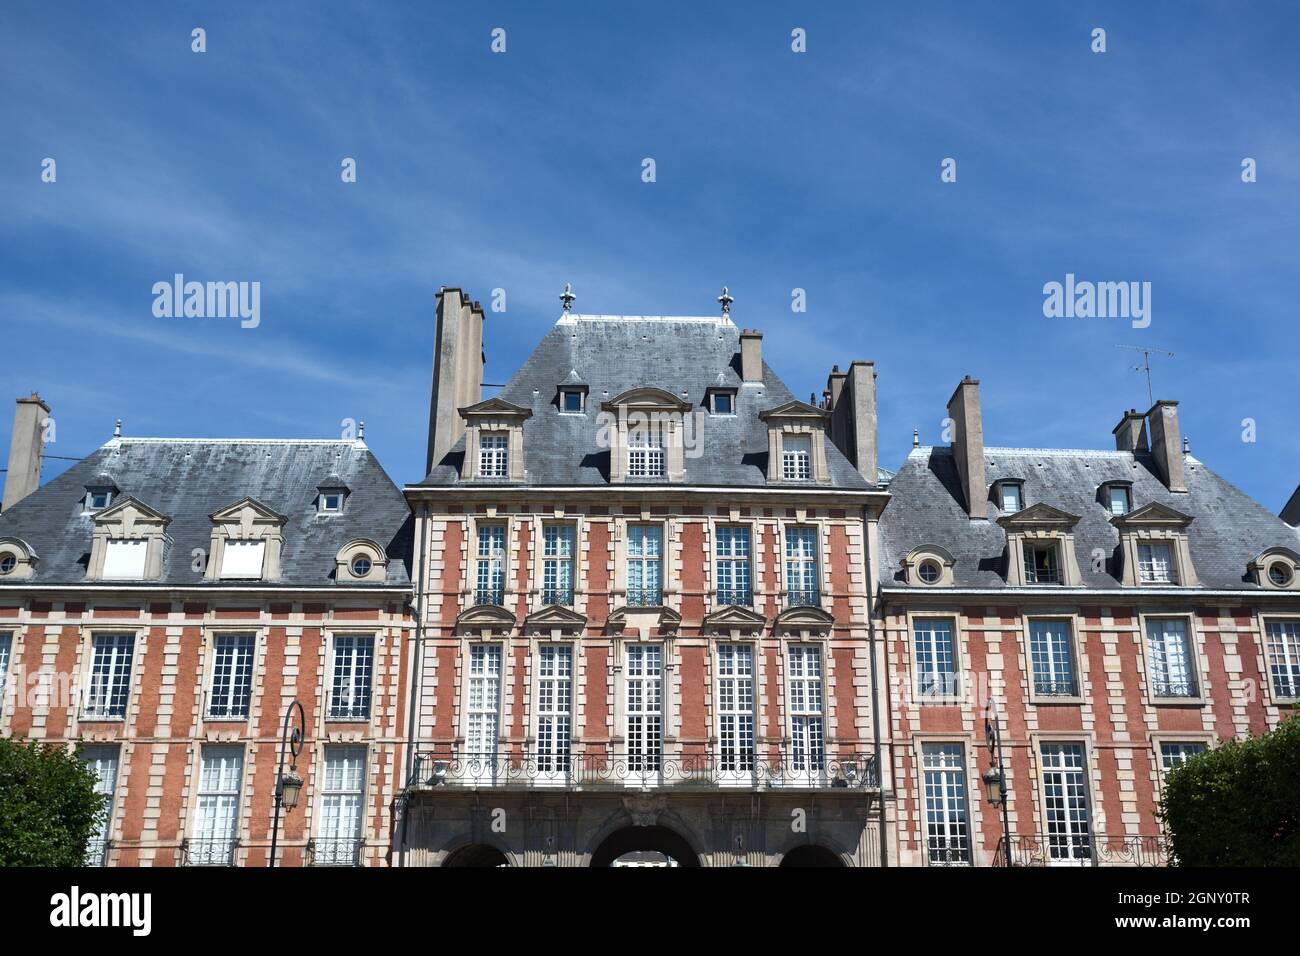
416 314 877 490
0 439 412 589
878 445 1300 591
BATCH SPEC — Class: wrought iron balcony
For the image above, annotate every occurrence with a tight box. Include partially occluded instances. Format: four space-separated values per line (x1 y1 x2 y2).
626 587 663 607
181 837 239 867
327 697 372 721
84 838 111 867
786 588 820 608
1033 679 1079 697
307 837 363 867
926 837 971 867
992 834 1168 867
475 586 505 607
542 585 574 606
1151 679 1198 698
407 749 878 792
716 588 753 607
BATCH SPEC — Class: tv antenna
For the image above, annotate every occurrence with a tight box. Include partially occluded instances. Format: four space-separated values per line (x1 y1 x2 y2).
1115 344 1174 407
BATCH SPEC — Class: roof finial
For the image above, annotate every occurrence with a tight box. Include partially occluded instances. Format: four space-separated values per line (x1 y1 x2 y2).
912 427 920 448
113 419 122 438
1182 435 1189 454
559 282 576 313
359 420 366 440
717 286 734 315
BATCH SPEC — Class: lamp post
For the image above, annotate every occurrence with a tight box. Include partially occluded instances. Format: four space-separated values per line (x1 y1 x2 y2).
269 697 306 868
983 699 1013 867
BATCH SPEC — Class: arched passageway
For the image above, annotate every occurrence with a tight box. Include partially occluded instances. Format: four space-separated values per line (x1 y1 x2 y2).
443 844 510 867
589 825 700 867
779 845 845 867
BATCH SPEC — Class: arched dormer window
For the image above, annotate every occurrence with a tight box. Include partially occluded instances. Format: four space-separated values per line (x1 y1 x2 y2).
1248 547 1300 590
335 538 388 584
0 537 38 580
900 545 956 587
600 387 692 483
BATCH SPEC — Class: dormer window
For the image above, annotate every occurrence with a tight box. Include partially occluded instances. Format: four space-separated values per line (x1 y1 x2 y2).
758 401 831 484
1111 502 1199 588
560 389 585 413
707 389 737 415
221 540 266 579
1247 548 1300 590
997 481 1023 513
628 423 666 478
782 435 812 480
458 397 531 482
103 539 148 579
478 432 509 478
1023 541 1062 584
1107 485 1132 516
601 388 690 484
205 497 286 583
997 503 1084 587
86 488 113 512
1137 542 1176 584
319 489 345 513
87 497 170 582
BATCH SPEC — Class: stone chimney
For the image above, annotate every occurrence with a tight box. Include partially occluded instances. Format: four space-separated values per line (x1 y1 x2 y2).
946 376 986 519
1112 409 1149 452
739 329 763 383
3 392 50 512
1146 399 1187 492
827 361 878 484
425 288 486 474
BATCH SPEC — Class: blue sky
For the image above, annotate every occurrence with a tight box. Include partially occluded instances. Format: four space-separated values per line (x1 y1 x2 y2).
2 1 1297 509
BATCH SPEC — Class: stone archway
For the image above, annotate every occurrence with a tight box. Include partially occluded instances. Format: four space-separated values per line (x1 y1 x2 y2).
778 844 845 867
589 825 701 868
443 843 511 867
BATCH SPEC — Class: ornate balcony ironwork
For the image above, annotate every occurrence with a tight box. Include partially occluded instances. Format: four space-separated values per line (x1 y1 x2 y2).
926 837 971 866
626 587 663 607
786 589 820 608
716 588 753 607
542 585 574 606
475 586 505 607
84 838 111 867
180 837 239 867
307 837 363 867
1151 679 1198 698
327 698 372 721
992 834 1168 867
407 748 879 793
1032 679 1079 697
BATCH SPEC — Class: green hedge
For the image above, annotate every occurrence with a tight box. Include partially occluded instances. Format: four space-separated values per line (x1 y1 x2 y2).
1159 714 1300 866
0 738 107 866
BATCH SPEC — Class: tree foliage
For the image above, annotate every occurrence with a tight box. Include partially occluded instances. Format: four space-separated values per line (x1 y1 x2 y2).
1160 714 1300 866
0 738 107 866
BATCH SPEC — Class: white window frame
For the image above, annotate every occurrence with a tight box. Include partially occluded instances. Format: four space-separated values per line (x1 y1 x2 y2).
0 631 11 716
715 525 752 607
921 742 971 866
1107 485 1131 516
626 524 663 606
190 745 244 866
478 432 509 479
206 633 256 720
914 617 959 700
475 523 507 605
560 389 584 414
1137 540 1177 584
787 644 825 781
315 745 366 866
1143 617 1199 700
464 643 502 784
999 482 1023 513
542 524 575 606
219 539 266 580
781 434 812 481
783 525 820 607
319 490 345 513
83 633 135 719
81 744 120 866
716 643 756 783
1027 617 1080 701
102 538 148 580
534 644 573 783
328 635 374 721
1263 618 1300 701
625 643 663 783
628 423 666 478
1022 540 1062 584
1038 741 1093 865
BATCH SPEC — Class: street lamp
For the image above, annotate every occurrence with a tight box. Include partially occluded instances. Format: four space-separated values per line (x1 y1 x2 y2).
984 699 1013 867
269 697 306 867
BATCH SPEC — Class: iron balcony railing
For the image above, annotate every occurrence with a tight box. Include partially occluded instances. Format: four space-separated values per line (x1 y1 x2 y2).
926 837 971 866
786 588 820 608
1033 679 1079 697
542 585 574 606
626 587 663 607
327 697 372 721
407 749 878 792
992 834 1168 867
716 588 753 607
181 837 239 867
475 586 506 607
84 839 111 867
307 837 363 867
1151 679 1198 698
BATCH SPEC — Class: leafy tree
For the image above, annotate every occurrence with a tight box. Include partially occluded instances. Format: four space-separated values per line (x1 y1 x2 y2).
1160 714 1300 866
0 738 107 866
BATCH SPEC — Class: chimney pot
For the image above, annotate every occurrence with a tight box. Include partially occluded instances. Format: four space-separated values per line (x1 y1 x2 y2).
1146 399 1187 492
1112 409 1149 452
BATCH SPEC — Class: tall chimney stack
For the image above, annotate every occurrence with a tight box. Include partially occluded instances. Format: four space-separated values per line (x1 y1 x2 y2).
3 393 50 512
739 329 763 383
827 361 879 484
1112 409 1149 452
1146 399 1187 492
946 376 986 519
426 288 486 474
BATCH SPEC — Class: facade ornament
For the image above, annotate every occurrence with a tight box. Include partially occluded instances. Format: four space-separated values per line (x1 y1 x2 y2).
560 282 576 313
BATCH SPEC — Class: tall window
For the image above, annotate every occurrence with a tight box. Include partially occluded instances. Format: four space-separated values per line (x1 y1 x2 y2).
627 525 662 606
535 646 572 774
1040 743 1092 863
782 434 812 480
784 526 819 607
103 539 147 579
715 526 752 606
1029 620 1077 696
1146 619 1197 697
478 432 509 478
626 645 663 774
542 525 574 605
1023 541 1061 584
84 634 134 719
81 745 120 866
1265 620 1300 699
717 644 755 774
191 746 243 865
922 743 970 865
1159 742 1207 772
220 539 265 579
628 423 665 478
466 644 502 766
0 632 11 716
475 524 507 605
1137 541 1176 584
329 635 374 720
914 618 958 699
207 634 255 719
316 746 365 866
788 646 824 773
1108 486 1131 516
1000 483 1023 513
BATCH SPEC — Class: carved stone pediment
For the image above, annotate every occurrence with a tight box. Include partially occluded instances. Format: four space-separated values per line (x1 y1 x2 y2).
996 502 1080 530
456 603 517 633
773 605 835 634
1111 501 1193 528
606 604 681 636
524 604 587 632
702 604 767 633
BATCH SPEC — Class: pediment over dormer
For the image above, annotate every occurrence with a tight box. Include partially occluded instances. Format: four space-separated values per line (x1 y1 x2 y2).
457 603 518 632
1111 501 1194 528
210 496 287 526
524 604 587 631
996 502 1081 530
458 397 534 422
601 386 692 412
702 604 768 632
773 605 835 634
93 496 172 531
758 400 831 424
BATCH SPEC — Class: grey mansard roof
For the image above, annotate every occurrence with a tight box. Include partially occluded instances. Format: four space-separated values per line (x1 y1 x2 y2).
878 445 1300 591
417 314 878 490
0 439 412 589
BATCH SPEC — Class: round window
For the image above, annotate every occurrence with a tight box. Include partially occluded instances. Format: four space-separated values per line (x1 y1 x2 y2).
0 553 16 575
1267 562 1293 587
350 555 373 577
918 560 941 584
